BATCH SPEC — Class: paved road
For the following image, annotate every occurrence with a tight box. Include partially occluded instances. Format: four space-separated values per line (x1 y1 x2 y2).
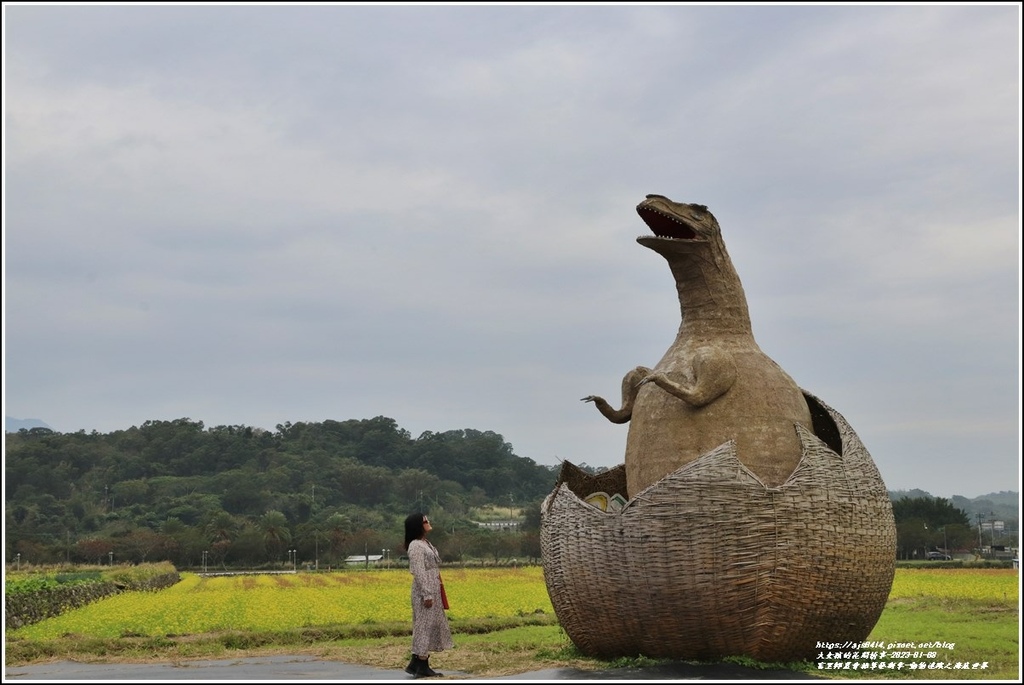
5 654 824 681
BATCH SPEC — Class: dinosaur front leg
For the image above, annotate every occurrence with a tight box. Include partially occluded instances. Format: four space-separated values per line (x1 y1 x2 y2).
581 366 652 424
640 347 736 408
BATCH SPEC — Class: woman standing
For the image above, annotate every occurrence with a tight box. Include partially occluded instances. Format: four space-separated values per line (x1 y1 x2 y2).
403 512 453 678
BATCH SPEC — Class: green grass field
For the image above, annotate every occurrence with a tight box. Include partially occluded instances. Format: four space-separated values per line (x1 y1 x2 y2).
838 568 1020 680
5 566 1019 680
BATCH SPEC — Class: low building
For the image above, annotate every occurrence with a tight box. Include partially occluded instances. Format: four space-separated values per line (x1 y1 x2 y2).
473 520 519 530
344 554 384 565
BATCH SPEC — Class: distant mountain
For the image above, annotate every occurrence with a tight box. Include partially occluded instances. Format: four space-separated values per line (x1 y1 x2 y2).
950 492 1020 530
891 489 1019 530
4 416 52 432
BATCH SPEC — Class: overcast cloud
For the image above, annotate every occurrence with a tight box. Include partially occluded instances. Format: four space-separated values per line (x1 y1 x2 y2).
3 3 1020 500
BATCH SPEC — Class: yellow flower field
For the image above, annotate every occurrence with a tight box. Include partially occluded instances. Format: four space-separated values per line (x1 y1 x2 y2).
10 567 555 640
9 567 1018 643
888 568 1018 603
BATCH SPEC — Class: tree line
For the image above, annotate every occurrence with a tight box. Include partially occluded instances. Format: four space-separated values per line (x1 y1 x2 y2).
4 417 559 569
6 416 998 569
891 495 982 560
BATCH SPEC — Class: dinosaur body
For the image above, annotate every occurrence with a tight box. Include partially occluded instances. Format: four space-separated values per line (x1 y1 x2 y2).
583 194 813 497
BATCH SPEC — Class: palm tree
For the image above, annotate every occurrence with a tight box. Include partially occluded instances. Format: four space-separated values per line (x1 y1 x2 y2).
325 513 351 565
259 510 292 562
205 511 238 544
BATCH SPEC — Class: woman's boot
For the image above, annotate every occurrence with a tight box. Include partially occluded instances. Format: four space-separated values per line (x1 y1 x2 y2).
404 655 418 675
414 656 440 678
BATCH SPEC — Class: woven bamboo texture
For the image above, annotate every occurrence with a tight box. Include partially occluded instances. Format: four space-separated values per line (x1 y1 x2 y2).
540 392 896 662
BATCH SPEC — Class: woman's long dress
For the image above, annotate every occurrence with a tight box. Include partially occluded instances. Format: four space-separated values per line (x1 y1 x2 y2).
408 538 454 656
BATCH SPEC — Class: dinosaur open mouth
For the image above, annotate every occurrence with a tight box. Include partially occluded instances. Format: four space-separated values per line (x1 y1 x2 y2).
637 205 698 240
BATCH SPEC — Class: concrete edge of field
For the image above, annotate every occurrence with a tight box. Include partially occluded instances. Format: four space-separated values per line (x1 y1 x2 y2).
4 653 826 681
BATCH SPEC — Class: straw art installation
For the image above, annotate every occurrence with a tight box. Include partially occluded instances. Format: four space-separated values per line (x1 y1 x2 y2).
540 195 896 661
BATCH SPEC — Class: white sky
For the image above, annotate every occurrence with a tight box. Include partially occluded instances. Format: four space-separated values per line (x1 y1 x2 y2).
3 2 1020 500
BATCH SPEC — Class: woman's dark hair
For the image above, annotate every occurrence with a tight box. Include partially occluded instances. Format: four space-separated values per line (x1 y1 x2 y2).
404 512 426 551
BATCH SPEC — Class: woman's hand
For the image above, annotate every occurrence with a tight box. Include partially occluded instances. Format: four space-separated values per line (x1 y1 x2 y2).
423 598 433 608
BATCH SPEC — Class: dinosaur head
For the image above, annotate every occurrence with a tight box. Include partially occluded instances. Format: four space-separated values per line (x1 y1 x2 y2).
635 194 721 255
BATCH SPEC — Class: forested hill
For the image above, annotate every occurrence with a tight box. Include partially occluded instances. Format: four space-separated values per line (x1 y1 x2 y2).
5 416 559 524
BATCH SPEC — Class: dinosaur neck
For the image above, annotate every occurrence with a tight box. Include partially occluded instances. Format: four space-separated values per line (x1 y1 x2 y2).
663 248 753 339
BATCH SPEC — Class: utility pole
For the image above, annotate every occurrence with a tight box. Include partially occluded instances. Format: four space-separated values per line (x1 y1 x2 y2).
976 511 997 555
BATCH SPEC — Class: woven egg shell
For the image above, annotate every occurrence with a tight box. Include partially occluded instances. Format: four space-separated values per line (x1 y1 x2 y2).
540 391 896 662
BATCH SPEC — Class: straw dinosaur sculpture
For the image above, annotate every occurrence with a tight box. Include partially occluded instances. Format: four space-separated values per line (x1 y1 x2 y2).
540 195 896 662
582 194 813 497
